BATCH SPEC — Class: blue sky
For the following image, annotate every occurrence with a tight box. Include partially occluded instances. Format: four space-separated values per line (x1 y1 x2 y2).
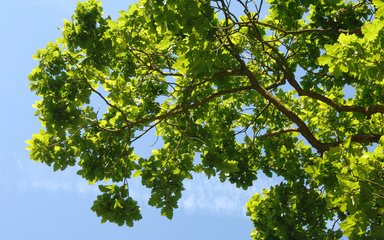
0 1 280 239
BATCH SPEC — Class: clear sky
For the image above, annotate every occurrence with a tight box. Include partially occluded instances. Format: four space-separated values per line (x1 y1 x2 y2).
0 1 279 239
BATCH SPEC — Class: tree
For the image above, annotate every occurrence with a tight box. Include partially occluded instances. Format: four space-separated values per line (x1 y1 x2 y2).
28 0 384 238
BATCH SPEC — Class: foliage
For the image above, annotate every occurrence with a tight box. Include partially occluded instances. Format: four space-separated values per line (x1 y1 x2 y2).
28 0 384 238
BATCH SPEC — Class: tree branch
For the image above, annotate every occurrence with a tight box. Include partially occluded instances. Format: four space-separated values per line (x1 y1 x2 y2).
283 71 384 117
132 85 254 125
257 128 300 139
320 133 383 150
235 20 358 36
221 28 328 153
70 59 132 127
236 13 384 117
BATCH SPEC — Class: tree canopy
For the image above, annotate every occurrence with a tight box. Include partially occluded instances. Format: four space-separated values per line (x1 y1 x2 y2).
28 0 384 238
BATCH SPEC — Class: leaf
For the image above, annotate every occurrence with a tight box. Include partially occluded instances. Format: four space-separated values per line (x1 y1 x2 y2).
133 170 142 178
374 144 383 158
172 168 181 175
114 199 123 209
88 179 97 185
362 19 384 42
317 54 332 66
373 0 384 18
161 207 174 219
172 55 189 75
339 202 348 212
52 50 60 58
343 137 351 148
379 136 384 146
157 35 173 50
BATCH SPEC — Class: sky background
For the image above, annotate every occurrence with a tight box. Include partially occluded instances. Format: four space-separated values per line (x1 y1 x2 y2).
0 1 280 239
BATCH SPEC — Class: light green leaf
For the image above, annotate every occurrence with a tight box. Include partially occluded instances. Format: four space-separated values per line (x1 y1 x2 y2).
362 19 384 42
114 199 123 209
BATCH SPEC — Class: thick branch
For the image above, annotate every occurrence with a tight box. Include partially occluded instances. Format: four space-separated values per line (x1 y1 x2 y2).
247 70 327 152
303 90 384 116
325 133 382 148
283 71 384 116
220 29 327 152
220 1 384 118
351 134 382 143
257 128 300 139
235 20 361 36
244 16 384 116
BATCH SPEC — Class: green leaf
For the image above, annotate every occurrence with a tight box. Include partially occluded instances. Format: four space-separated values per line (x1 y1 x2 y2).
373 0 384 18
172 168 181 175
362 19 384 42
158 35 173 50
114 198 123 209
317 54 332 66
133 170 142 178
